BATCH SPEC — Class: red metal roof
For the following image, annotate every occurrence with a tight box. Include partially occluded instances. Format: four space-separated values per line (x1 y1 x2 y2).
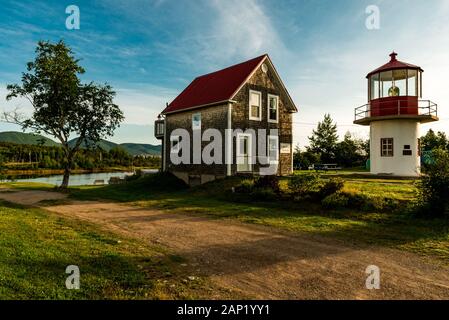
162 54 267 114
366 52 423 78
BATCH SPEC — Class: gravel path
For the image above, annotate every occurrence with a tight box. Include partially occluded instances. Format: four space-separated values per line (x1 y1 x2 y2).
1 189 448 299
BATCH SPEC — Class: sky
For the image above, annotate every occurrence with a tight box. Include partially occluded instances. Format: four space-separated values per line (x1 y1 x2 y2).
0 0 448 147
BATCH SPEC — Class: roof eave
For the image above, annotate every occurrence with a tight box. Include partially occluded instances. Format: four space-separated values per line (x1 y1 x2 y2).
229 54 298 113
162 99 236 115
366 66 424 79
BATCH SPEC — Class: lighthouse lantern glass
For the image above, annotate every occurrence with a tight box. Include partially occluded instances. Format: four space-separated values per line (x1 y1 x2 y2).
369 68 421 101
392 69 407 97
380 71 393 98
370 73 380 100
407 69 417 97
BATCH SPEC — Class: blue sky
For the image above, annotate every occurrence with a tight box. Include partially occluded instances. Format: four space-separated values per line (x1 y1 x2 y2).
1 0 448 147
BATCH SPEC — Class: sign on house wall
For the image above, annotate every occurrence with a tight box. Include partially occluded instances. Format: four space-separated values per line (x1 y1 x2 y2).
280 143 291 154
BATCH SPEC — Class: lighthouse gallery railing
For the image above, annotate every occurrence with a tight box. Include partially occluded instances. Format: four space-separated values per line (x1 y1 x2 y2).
354 100 438 122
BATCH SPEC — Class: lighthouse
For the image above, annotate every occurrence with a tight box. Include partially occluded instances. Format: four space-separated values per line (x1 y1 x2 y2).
354 52 438 177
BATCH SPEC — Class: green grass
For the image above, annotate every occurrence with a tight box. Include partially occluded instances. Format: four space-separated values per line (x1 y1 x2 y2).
0 199 226 299
65 173 449 263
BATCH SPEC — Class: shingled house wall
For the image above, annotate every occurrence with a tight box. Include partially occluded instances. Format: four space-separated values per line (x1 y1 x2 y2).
165 104 228 185
231 62 293 176
164 61 294 185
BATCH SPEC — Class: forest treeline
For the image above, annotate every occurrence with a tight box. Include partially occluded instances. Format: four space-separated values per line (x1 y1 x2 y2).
0 142 160 170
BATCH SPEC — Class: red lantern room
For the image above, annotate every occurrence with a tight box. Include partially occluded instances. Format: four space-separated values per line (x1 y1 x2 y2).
354 52 438 125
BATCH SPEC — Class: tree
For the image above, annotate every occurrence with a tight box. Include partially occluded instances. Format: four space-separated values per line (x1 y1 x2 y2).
421 129 449 151
3 40 124 188
307 114 338 163
293 145 321 169
416 148 449 217
334 132 367 168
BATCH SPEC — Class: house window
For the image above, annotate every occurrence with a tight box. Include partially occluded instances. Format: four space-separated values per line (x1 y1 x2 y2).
268 94 279 123
154 120 164 136
170 135 181 153
381 138 394 157
268 135 279 163
249 90 262 121
192 113 201 130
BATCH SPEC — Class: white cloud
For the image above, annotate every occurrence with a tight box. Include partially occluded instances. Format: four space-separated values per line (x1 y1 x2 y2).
207 0 285 61
111 85 177 125
288 1 449 148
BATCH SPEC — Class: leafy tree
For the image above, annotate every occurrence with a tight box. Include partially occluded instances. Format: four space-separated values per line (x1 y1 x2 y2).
293 145 321 169
3 40 124 188
307 114 338 163
416 148 449 217
421 129 449 151
334 132 367 168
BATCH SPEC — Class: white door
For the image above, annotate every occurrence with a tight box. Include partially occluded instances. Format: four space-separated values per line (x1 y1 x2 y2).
237 134 252 172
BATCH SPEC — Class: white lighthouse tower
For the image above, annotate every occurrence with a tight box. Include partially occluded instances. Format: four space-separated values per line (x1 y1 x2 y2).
354 52 438 177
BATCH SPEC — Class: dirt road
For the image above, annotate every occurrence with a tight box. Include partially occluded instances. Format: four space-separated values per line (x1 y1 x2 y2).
1 189 448 299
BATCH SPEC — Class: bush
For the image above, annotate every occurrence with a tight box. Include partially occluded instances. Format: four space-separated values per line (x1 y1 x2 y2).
251 187 278 201
318 178 344 199
415 149 449 217
288 173 320 198
343 191 400 212
234 179 254 194
321 193 349 209
124 169 143 182
254 175 280 194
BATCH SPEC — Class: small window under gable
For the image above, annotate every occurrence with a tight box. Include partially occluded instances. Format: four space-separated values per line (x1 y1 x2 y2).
192 113 201 130
268 94 279 123
249 90 262 121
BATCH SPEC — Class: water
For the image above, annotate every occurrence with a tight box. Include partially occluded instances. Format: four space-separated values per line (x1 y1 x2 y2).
6 171 148 186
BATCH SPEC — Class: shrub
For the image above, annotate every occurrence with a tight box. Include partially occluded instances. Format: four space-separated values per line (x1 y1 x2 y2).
234 179 254 194
321 192 349 209
415 149 449 217
318 178 345 199
251 187 278 201
288 173 320 198
343 191 400 212
254 175 280 194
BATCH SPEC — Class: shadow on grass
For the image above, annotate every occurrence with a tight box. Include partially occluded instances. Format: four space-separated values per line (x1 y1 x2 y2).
68 174 449 261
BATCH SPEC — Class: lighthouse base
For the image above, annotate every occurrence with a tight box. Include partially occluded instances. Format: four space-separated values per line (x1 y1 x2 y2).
369 120 421 177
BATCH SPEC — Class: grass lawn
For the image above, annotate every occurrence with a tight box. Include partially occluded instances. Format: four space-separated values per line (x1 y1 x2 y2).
66 173 449 263
0 199 227 299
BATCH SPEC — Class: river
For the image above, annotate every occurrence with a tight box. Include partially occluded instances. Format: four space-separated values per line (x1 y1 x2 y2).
5 170 158 186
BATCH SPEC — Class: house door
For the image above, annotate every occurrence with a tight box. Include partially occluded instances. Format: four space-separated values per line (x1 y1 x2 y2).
237 134 252 172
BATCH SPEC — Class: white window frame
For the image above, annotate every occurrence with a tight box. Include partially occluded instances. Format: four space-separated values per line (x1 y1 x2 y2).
249 89 262 121
268 135 279 164
192 113 201 130
236 133 253 172
381 138 394 157
170 135 181 154
267 94 279 123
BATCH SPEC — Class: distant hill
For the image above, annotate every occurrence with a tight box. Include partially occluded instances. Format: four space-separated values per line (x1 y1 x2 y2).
0 131 161 156
0 131 59 147
68 138 161 156
119 143 161 156
68 138 118 152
